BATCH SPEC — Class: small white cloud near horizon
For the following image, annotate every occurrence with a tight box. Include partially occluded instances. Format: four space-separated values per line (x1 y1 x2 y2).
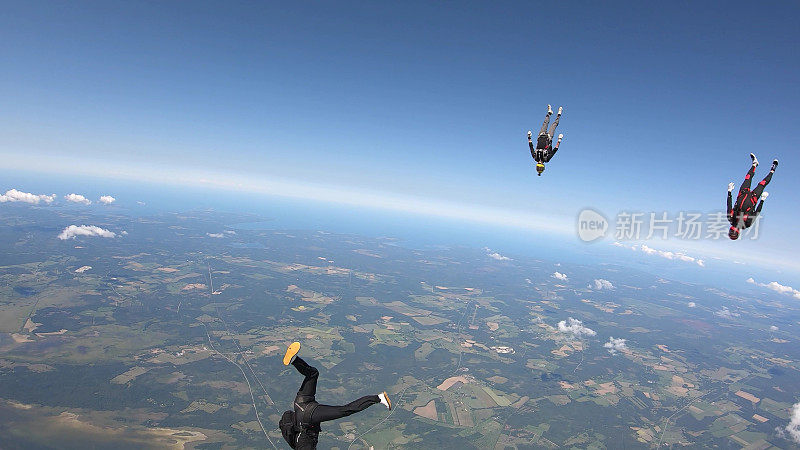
484 247 511 261
65 193 91 205
58 225 116 240
589 279 614 290
99 195 116 205
748 277 800 300
603 337 627 354
552 272 568 282
224 230 236 235
557 317 597 338
687 301 696 308
207 232 224 238
0 189 56 205
770 325 779 331
613 242 704 267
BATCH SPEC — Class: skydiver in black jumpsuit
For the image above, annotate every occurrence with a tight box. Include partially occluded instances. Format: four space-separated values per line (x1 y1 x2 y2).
281 342 391 449
528 104 564 176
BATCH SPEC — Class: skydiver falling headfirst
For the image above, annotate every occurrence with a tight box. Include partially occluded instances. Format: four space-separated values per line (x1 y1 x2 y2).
528 104 564 176
279 342 391 449
727 153 778 240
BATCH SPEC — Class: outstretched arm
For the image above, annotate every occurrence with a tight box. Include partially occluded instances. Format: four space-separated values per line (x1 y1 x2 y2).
745 193 767 228
545 134 563 162
528 131 534 152
726 183 734 223
754 192 768 217
727 192 732 220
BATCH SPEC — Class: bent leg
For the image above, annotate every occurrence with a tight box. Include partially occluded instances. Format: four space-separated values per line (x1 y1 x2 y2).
292 356 319 399
751 171 773 197
310 395 380 424
548 112 560 139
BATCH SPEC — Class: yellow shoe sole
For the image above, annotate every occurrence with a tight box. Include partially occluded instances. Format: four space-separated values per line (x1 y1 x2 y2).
382 391 392 410
283 342 301 366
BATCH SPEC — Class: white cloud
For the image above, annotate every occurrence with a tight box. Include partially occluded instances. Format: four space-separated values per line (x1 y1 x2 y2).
552 272 568 281
223 230 236 235
525 278 532 284
136 201 146 206
58 225 116 240
557 317 596 337
207 232 224 238
714 306 738 320
770 325 779 331
64 193 91 205
614 242 704 267
589 279 614 290
748 277 800 300
98 195 116 205
603 337 627 354
784 402 800 444
484 247 511 261
687 302 696 308
765 282 800 299
0 189 56 204
120 230 128 236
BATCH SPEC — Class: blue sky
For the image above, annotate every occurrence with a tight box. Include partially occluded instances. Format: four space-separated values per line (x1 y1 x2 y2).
1 1 799 267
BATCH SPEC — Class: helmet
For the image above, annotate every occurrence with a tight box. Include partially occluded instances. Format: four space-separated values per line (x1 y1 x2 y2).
536 163 545 176
728 226 740 240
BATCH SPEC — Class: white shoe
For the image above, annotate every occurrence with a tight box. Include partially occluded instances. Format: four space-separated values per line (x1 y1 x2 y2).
750 153 758 167
558 133 563 140
378 391 392 410
728 182 735 192
557 106 563 115
547 105 553 115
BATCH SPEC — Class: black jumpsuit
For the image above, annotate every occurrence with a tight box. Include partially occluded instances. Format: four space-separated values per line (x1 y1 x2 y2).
291 357 380 449
529 138 558 163
530 108 561 164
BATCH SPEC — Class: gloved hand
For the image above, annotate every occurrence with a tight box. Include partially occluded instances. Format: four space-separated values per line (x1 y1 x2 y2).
527 130 532 138
761 191 769 201
558 133 564 140
728 182 735 192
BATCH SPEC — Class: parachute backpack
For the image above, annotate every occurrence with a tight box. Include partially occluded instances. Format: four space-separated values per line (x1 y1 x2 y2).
536 133 551 150
280 410 300 448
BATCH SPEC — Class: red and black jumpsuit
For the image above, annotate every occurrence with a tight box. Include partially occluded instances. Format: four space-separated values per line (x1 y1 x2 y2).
728 164 771 229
